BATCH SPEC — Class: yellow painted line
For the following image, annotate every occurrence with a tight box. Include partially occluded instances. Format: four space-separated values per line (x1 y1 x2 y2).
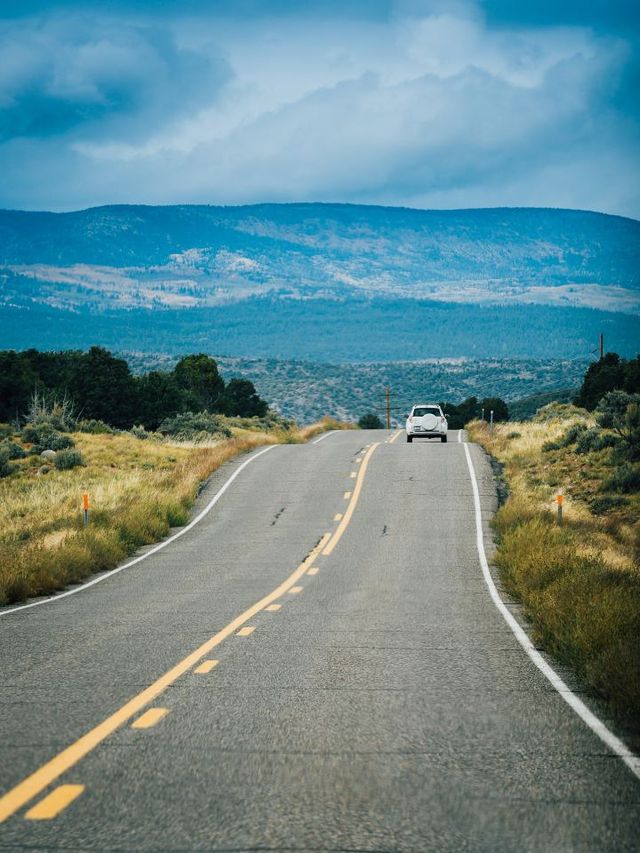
193 659 219 674
131 708 169 729
289 586 303 594
265 603 281 612
324 443 380 557
0 533 330 824
236 626 255 637
334 513 343 521
349 471 357 478
307 567 319 576
343 491 352 500
25 785 84 821
388 430 403 444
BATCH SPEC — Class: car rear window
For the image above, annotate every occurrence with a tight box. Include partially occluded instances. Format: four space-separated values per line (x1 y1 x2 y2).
413 407 440 417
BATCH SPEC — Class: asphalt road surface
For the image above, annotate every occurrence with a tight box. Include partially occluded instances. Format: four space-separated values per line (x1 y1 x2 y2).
0 430 638 852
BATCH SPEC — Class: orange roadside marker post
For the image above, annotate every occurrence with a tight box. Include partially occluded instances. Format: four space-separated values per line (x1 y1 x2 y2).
83 491 89 528
557 494 563 526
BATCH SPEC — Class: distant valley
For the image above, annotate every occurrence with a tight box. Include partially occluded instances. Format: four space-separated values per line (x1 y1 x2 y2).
1 203 639 361
123 352 587 424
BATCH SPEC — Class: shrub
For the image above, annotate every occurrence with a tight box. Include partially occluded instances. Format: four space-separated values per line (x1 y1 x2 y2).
543 421 588 452
506 431 521 439
75 419 115 434
21 424 75 453
562 422 588 446
358 413 384 429
48 433 75 451
0 447 15 478
0 440 26 460
596 391 640 429
130 424 156 440
602 464 640 494
534 402 588 423
26 390 76 431
54 449 85 470
158 411 232 440
0 424 15 439
574 428 620 455
590 495 630 515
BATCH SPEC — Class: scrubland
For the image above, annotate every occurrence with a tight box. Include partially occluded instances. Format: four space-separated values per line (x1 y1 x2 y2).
469 406 640 728
0 417 349 606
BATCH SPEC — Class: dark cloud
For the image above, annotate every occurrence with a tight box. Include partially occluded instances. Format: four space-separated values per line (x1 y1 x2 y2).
0 0 637 216
0 15 230 141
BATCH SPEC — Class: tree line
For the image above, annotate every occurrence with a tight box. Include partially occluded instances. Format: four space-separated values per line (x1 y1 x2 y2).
0 348 268 429
574 353 640 410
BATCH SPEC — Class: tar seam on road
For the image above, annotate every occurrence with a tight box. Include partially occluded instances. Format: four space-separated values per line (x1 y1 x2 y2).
0 532 331 823
463 441 640 782
323 443 380 557
0 445 278 619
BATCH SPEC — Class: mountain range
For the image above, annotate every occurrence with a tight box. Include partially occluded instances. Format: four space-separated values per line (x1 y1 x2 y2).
0 203 638 360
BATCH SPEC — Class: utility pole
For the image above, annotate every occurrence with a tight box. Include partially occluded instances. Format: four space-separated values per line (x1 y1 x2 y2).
600 333 604 360
385 387 391 431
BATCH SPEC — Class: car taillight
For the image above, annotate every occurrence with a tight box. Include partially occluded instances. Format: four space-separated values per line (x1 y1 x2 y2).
440 416 445 422
409 416 413 423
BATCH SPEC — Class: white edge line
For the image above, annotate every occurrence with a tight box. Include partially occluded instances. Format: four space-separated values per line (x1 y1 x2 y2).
463 441 640 781
0 445 277 618
312 430 338 445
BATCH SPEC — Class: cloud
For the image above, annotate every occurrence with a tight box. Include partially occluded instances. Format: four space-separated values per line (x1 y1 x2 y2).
0 15 230 141
0 2 638 217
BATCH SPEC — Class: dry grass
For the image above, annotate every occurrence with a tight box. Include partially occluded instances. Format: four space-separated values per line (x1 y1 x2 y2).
469 417 640 727
0 417 350 606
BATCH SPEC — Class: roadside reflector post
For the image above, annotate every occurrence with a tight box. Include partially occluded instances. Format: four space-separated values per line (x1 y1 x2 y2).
489 410 494 431
557 494 563 526
83 491 89 528
481 408 485 421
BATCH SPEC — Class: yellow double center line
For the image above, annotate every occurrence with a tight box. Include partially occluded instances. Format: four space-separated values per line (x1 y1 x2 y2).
323 442 380 556
0 441 383 824
0 534 330 823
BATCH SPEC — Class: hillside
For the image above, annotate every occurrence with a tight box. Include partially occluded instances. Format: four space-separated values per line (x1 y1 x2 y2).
1 204 639 360
122 352 589 423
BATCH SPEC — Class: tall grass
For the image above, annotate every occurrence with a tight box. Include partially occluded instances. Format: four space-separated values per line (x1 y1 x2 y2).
469 418 640 727
0 418 349 605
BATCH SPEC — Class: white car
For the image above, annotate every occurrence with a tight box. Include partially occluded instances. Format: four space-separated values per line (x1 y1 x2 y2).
405 404 448 443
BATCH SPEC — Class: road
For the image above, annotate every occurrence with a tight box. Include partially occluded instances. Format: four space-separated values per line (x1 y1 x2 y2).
0 429 638 851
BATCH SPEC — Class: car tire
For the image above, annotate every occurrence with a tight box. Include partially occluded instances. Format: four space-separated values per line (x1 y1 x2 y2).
441 435 447 443
406 435 413 443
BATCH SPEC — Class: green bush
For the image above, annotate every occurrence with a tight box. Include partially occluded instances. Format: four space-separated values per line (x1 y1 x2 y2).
596 393 640 462
590 495 630 515
54 450 85 470
48 433 75 451
534 402 588 423
130 424 156 440
21 423 75 453
0 447 15 478
574 428 621 455
158 411 232 440
75 418 115 434
0 439 26 460
358 413 385 429
602 464 640 494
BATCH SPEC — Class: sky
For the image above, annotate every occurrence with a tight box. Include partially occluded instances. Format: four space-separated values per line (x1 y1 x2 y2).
1 0 639 217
